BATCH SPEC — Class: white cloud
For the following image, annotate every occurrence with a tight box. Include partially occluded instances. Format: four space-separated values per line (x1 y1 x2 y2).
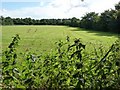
88 0 119 13
1 0 120 19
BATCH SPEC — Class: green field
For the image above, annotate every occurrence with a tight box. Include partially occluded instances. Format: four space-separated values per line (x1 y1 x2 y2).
2 25 120 89
2 25 118 54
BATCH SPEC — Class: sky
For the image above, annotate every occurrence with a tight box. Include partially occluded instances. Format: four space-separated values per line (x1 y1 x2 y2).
1 0 120 19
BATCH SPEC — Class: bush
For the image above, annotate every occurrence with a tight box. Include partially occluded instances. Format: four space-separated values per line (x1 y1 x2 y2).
2 34 120 89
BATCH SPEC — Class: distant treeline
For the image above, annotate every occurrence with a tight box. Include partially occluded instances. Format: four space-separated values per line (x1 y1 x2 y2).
1 2 120 33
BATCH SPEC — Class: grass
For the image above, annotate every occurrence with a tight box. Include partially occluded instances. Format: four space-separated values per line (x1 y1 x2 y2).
2 25 118 54
2 25 120 89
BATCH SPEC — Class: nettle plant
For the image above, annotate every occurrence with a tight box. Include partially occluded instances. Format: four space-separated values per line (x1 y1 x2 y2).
2 34 20 87
2 34 120 89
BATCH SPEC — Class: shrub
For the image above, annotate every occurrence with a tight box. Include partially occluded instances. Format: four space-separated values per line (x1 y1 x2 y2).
2 34 120 89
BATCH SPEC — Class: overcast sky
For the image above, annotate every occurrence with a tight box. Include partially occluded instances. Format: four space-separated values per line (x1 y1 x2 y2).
1 0 120 19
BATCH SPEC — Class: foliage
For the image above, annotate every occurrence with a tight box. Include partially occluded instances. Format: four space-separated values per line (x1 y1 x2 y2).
80 12 99 29
80 1 120 33
2 34 120 89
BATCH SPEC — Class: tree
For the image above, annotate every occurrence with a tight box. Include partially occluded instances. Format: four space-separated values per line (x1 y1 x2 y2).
80 12 99 30
98 10 111 31
115 1 120 10
69 17 80 27
13 18 24 25
115 2 120 33
1 16 5 25
3 17 14 25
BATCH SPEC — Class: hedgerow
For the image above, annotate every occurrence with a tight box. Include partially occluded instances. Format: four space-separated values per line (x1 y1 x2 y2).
2 34 120 89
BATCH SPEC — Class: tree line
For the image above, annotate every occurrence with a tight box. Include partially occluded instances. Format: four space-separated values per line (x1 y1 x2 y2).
1 2 120 34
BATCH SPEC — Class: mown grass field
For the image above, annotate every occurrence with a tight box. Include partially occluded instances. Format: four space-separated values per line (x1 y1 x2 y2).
2 25 118 54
